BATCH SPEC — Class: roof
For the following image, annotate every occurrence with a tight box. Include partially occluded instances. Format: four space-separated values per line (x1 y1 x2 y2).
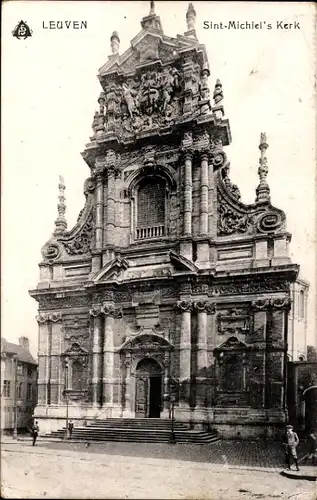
1 340 37 365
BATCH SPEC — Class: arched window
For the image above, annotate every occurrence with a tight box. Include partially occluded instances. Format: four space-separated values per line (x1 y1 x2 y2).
136 177 166 239
299 290 305 318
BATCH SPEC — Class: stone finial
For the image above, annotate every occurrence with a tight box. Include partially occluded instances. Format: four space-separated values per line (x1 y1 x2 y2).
149 0 155 15
255 132 270 204
54 175 67 235
110 31 120 55
186 3 196 31
213 79 223 105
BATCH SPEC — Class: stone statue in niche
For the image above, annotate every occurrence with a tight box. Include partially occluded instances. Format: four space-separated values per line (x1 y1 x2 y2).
122 81 140 119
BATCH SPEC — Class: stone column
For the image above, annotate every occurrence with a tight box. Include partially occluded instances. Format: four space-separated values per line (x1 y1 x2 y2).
176 301 192 406
102 305 114 406
208 160 216 238
95 174 104 250
106 167 116 246
183 151 193 237
90 307 102 407
195 302 216 407
36 314 51 406
199 152 209 236
123 353 132 417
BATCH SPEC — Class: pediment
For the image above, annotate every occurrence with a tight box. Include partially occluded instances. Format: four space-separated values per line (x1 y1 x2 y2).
215 336 247 351
92 257 129 282
62 342 88 357
169 251 198 273
98 29 201 79
120 331 174 351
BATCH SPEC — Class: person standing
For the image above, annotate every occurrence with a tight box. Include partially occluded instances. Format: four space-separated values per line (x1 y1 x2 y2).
31 421 39 446
284 424 300 471
68 420 74 439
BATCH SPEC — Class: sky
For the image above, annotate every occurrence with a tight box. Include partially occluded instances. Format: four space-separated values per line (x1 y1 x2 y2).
2 1 316 356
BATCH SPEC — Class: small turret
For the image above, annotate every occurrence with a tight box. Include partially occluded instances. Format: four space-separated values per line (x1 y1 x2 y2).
54 175 67 235
255 133 271 204
186 3 196 31
110 31 120 55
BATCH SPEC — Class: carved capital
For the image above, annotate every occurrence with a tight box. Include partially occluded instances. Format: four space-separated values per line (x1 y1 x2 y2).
175 300 193 312
194 301 216 314
107 166 120 179
251 299 270 311
181 148 194 162
200 151 210 163
251 297 291 311
101 304 123 318
270 297 292 311
36 313 62 324
36 313 50 324
89 307 102 317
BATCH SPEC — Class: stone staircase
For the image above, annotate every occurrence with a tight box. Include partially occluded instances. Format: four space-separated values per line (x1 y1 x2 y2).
45 418 219 444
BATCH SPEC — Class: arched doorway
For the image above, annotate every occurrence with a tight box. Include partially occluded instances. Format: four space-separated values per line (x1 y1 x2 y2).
304 386 317 431
135 358 162 418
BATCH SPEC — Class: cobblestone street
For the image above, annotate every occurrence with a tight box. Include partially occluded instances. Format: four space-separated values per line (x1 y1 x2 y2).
2 440 317 499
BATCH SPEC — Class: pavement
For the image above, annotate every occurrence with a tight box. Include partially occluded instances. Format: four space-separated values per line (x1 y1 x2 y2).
1 437 317 499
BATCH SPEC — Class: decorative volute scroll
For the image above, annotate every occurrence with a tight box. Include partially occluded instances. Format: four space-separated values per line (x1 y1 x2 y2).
216 133 287 237
41 177 95 262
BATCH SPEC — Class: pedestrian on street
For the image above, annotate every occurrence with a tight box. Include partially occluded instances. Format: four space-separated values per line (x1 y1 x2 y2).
283 424 300 471
306 430 317 465
31 421 39 446
68 420 74 439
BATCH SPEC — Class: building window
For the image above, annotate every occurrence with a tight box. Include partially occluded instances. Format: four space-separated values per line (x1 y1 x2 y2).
299 290 305 318
17 363 23 375
27 366 33 377
71 361 85 391
27 383 32 400
221 356 245 392
17 382 23 399
3 380 11 397
136 177 166 240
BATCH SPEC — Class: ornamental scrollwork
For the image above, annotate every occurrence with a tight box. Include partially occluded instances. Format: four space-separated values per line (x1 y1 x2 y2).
222 163 241 201
60 212 93 255
41 242 60 261
217 202 254 236
89 307 102 318
256 210 286 234
210 279 290 296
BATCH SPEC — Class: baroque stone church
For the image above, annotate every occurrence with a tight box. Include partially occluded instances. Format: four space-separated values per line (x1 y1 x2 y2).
30 2 299 437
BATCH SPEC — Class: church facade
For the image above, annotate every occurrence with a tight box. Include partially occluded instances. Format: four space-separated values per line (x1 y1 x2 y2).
30 3 299 437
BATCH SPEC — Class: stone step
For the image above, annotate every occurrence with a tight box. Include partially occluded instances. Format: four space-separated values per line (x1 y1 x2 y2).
45 425 219 444
47 429 219 444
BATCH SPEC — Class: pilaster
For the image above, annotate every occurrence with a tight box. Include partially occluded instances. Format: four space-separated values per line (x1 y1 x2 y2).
90 307 103 407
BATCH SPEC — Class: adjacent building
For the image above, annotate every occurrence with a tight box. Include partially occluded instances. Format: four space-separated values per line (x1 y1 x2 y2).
1 337 38 432
29 2 300 438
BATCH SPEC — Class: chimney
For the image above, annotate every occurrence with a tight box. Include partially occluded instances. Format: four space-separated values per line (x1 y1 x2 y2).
19 336 29 350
